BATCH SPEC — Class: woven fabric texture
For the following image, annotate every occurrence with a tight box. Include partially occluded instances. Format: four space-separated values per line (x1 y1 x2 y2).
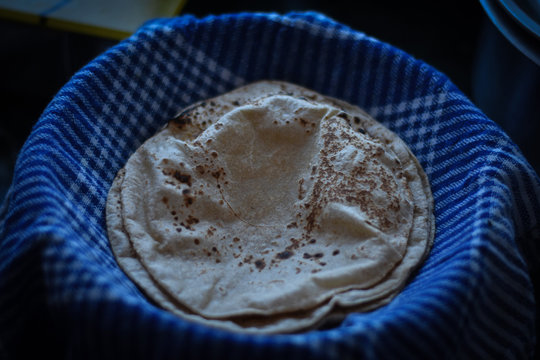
1 12 539 359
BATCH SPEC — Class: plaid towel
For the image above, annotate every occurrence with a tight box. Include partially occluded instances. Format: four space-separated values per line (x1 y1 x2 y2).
1 12 539 359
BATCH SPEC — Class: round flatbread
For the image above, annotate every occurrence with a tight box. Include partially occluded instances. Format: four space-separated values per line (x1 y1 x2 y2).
106 80 435 333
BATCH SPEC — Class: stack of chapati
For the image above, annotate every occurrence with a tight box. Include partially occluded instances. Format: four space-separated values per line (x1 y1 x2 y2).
106 81 435 333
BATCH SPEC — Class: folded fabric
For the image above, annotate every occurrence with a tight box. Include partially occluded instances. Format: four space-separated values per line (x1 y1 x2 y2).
1 12 539 359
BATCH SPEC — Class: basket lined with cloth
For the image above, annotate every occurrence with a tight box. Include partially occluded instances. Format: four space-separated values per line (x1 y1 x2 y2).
0 12 539 359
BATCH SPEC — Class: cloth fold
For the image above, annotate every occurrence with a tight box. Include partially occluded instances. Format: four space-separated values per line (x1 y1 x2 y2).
0 12 539 359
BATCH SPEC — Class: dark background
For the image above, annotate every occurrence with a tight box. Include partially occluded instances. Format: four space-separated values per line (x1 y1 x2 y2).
0 0 537 200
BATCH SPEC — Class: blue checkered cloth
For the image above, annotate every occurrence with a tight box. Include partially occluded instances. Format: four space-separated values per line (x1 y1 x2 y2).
1 12 539 359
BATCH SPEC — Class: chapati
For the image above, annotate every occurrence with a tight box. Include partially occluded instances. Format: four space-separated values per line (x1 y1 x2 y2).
106 80 435 333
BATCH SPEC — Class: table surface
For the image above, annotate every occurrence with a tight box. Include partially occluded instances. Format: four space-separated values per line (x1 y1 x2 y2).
0 0 186 39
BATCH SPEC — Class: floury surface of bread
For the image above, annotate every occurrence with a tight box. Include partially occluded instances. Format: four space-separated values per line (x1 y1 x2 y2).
106 81 435 333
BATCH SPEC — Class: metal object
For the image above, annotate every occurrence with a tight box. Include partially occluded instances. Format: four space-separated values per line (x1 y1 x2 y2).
480 0 540 65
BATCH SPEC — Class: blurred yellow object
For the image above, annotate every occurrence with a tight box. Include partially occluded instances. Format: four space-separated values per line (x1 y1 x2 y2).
0 0 186 39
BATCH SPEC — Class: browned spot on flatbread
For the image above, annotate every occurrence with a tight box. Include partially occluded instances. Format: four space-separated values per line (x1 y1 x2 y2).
195 165 205 175
275 250 294 260
254 259 266 271
183 195 194 207
287 222 297 229
171 114 192 129
173 171 192 186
